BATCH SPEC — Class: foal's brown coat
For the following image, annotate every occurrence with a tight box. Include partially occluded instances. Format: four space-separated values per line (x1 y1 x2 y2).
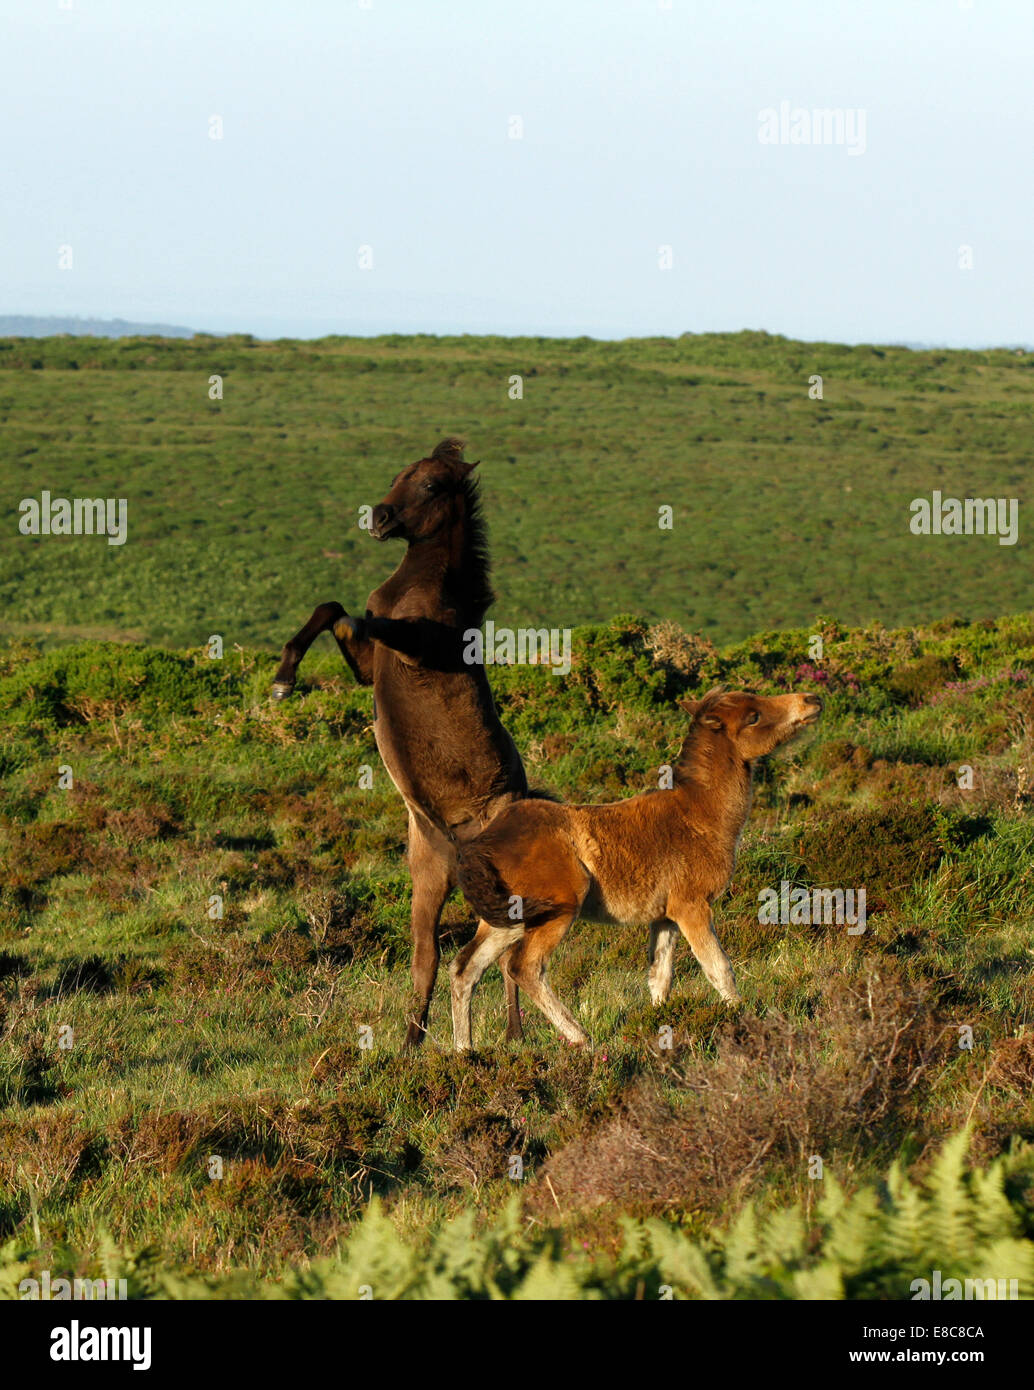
272 439 534 1046
453 690 822 1048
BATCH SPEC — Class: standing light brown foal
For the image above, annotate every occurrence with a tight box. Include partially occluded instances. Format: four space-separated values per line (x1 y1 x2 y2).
452 689 823 1049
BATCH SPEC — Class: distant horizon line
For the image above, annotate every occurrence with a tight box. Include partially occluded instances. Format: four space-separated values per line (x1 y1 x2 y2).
1 313 1031 354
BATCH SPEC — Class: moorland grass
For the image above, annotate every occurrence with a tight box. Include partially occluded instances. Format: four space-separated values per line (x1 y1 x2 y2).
0 613 1032 1294
1 330 1032 649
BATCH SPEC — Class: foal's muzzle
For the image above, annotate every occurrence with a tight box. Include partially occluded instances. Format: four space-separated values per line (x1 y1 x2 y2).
800 693 824 724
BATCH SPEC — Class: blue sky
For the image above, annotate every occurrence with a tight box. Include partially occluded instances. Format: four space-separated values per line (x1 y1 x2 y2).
1 0 1031 343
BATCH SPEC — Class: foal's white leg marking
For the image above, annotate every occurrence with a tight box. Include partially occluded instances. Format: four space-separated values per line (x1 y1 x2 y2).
449 922 524 1051
648 921 678 1005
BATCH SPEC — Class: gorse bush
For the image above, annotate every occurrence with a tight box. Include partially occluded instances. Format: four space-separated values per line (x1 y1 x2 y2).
886 655 960 708
0 614 1030 738
0 643 244 729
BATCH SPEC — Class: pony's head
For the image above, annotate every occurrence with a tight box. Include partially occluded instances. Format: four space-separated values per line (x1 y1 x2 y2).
371 437 480 543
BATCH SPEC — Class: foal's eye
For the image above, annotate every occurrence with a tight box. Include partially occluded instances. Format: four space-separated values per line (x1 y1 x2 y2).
746 711 761 726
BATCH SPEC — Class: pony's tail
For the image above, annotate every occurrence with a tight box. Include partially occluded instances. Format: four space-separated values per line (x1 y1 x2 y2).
456 843 555 929
524 785 560 803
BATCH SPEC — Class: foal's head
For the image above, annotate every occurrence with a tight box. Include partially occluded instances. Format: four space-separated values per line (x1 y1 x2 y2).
678 688 823 765
370 437 480 543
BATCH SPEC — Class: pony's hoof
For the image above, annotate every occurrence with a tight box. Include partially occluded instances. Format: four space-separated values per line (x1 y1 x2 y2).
333 615 361 642
270 681 295 701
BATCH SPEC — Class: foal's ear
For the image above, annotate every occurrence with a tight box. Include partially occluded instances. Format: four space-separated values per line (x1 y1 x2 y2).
678 694 723 729
459 456 481 475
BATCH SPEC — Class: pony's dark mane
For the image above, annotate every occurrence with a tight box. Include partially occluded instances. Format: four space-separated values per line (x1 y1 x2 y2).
456 472 494 622
431 438 494 623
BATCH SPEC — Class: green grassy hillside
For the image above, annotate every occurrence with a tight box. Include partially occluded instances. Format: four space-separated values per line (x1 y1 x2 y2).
1 331 1031 648
1 613 1032 1295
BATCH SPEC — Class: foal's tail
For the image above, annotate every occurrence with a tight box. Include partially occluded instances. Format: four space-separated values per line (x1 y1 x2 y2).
456 843 555 930
450 782 562 928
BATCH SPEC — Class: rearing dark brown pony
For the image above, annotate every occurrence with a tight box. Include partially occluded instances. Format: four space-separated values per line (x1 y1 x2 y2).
271 438 536 1046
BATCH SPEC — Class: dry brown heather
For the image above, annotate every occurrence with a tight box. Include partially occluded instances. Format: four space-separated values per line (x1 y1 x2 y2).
0 612 1032 1290
529 965 949 1216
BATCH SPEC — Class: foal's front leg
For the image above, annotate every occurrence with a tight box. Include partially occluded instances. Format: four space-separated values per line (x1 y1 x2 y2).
504 911 587 1047
272 601 372 697
500 947 524 1041
669 898 741 1004
647 921 678 1005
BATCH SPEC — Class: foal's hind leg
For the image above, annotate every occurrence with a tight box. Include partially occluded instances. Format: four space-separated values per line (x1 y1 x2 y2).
647 921 678 1005
404 814 455 1048
506 911 587 1046
669 898 741 1004
449 920 525 1051
272 601 371 697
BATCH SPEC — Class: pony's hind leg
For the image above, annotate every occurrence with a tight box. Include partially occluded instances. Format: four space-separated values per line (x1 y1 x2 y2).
500 949 524 1041
647 920 678 1005
404 814 454 1048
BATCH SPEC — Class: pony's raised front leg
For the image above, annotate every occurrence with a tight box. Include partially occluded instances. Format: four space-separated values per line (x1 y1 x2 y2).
273 601 371 697
335 614 464 668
